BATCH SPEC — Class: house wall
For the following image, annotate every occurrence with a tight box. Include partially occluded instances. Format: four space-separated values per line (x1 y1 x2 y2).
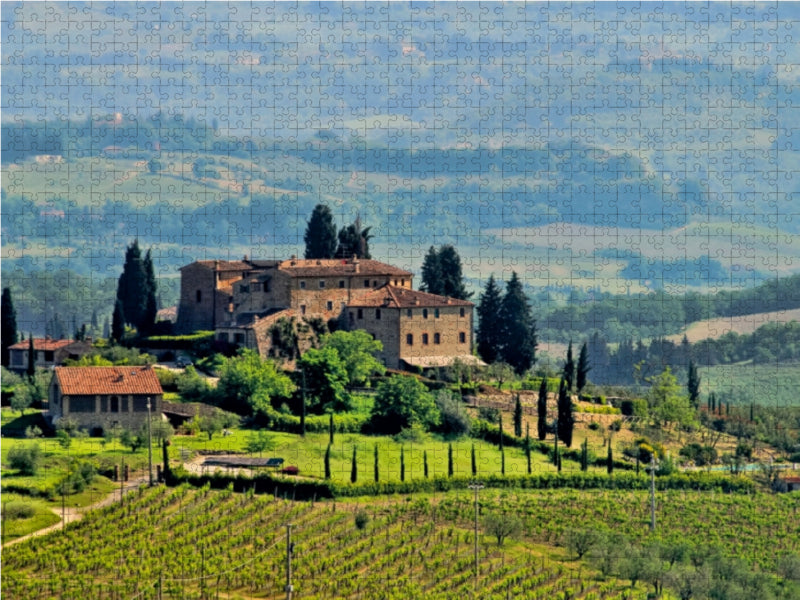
349 307 401 367
49 382 162 432
398 305 473 363
177 263 247 333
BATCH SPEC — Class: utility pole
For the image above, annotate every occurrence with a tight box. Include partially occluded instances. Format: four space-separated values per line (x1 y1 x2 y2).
468 482 484 591
285 524 294 600
649 455 657 531
146 397 154 486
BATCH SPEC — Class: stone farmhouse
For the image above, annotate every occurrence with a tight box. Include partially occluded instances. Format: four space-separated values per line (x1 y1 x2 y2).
48 366 163 434
7 337 93 373
176 256 481 370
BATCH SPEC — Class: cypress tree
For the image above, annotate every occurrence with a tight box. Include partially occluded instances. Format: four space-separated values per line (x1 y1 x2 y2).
111 300 125 343
537 377 548 441
26 335 35 379
525 423 532 475
437 245 472 300
141 249 158 334
116 240 148 331
607 442 614 475
324 444 331 480
329 413 335 445
350 446 357 484
501 447 505 476
400 446 406 482
476 275 504 363
580 438 588 472
304 204 338 259
557 376 574 448
336 215 372 259
563 341 575 392
553 420 559 467
687 360 701 408
424 450 429 479
499 272 537 374
577 341 591 393
513 394 523 438
1 287 18 367
374 444 379 482
498 414 504 452
471 443 477 476
448 443 454 477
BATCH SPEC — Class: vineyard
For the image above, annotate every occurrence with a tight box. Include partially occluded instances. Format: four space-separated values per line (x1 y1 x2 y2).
3 484 799 599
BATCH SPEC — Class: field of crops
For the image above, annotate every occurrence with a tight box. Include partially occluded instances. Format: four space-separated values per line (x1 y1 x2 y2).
4 483 799 600
700 361 800 407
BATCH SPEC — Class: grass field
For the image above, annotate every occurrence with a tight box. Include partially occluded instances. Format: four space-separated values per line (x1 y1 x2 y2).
700 361 800 406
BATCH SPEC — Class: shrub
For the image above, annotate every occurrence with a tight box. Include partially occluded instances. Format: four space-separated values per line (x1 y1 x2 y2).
620 398 648 417
433 390 471 437
7 444 42 475
3 501 35 520
354 509 369 530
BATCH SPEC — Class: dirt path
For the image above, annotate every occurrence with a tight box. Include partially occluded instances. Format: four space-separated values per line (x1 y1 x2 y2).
4 474 151 547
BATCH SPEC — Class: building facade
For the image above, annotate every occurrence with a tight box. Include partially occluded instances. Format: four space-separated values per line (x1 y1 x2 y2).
7 338 93 373
48 366 163 434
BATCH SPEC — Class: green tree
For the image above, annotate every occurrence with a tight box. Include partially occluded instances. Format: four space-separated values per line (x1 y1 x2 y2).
7 443 42 475
577 341 591 393
433 390 471 437
215 349 296 415
246 431 277 455
120 428 146 452
525 423 532 474
324 444 331 479
448 442 454 477
687 360 701 408
1 287 18 367
111 300 125 343
537 377 548 441
373 444 379 482
563 341 575 392
424 450 429 478
420 246 443 295
141 249 158 334
336 215 372 259
647 367 696 429
297 347 350 413
197 410 225 440
471 443 477 476
483 512 522 547
607 442 614 474
513 394 523 438
304 204 338 259
400 446 406 481
580 438 589 472
499 272 537 374
557 376 574 448
564 528 600 559
476 275 503 363
116 240 149 331
350 446 357 483
320 330 385 388
10 382 33 415
369 375 439 434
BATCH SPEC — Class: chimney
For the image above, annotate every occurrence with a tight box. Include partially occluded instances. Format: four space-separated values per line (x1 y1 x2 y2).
414 299 420 306
446 298 452 304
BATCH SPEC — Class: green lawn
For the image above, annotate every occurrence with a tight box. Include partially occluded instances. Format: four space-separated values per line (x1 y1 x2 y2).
700 361 800 406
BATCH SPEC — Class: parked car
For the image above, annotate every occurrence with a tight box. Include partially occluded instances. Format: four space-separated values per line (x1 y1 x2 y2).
176 356 192 368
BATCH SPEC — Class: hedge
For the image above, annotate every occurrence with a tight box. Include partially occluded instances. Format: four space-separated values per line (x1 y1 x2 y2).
166 466 756 500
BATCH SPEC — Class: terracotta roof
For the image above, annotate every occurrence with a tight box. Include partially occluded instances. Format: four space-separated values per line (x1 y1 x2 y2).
348 285 474 308
277 258 412 278
53 366 163 396
182 260 253 272
8 338 76 351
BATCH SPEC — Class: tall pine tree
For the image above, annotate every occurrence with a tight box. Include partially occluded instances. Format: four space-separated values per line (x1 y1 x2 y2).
304 204 338 259
577 341 591 393
336 215 372 259
476 275 503 363
513 394 523 437
420 244 472 299
420 246 443 294
1 287 18 367
111 300 125 343
116 240 156 333
499 272 537 374
141 249 158 334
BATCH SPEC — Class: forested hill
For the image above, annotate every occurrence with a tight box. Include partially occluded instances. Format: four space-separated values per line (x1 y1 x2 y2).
535 273 800 343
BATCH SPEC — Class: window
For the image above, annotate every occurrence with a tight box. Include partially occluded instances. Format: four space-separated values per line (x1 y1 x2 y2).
357 308 363 319
423 308 428 319
44 350 54 361
460 307 465 317
217 332 229 342
407 308 412 318
110 396 119 412
364 279 370 288
372 280 377 287
422 333 429 345
71 396 95 413
300 305 307 315
434 308 440 318
376 309 381 320
264 280 271 293
234 333 245 344
406 334 413 345
240 284 250 293
434 333 441 344
121 398 129 412
326 301 333 311
339 280 345 289
319 280 325 289
299 280 306 289
459 332 466 344
196 290 202 303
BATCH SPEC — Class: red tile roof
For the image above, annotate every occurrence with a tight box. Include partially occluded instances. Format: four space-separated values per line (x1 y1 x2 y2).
53 366 163 396
348 285 473 308
183 260 253 272
8 338 75 351
277 258 412 278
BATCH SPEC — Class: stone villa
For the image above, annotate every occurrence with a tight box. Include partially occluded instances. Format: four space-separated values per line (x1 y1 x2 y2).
176 256 481 370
